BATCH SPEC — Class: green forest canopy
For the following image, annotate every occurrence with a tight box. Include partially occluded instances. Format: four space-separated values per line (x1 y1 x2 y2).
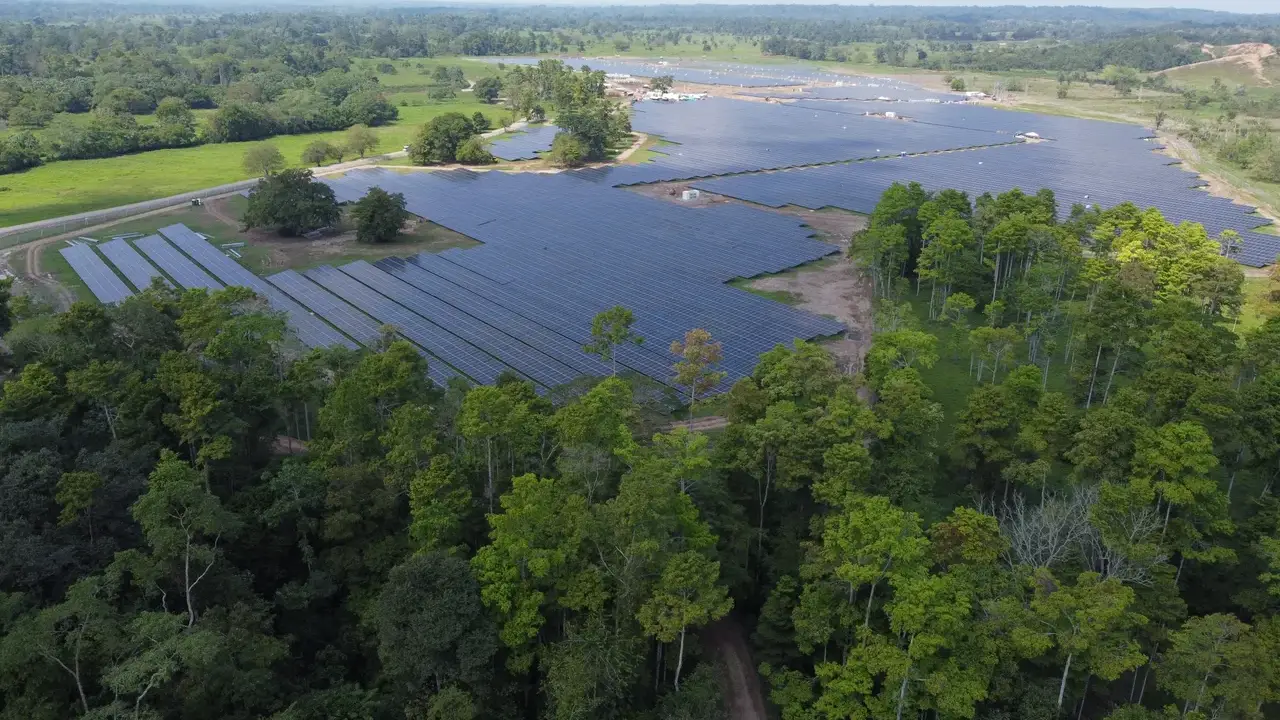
1 181 1280 719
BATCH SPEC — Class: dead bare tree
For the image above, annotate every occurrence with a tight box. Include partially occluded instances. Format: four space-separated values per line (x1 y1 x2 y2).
997 487 1093 570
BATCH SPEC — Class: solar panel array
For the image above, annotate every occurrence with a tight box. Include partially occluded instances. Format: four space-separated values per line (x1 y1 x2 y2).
60 243 132 304
685 103 1279 265
135 234 223 290
572 95 1276 266
319 168 844 388
158 224 357 350
100 238 171 291
60 65 1277 400
490 124 560 161
599 98 1014 181
742 81 963 103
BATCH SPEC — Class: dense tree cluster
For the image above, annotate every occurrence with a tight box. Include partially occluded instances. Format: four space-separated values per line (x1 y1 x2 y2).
499 60 632 166
408 112 492 166
1 181 1278 719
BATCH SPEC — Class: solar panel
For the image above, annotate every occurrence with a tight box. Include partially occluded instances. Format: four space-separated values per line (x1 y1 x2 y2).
267 269 458 387
490 124 560 161
303 263 511 385
135 235 223 291
377 256 612 377
100 238 171 291
60 243 132 304
158 224 357 350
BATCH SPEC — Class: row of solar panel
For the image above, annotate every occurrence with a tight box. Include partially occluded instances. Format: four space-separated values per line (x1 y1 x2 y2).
319 168 848 383
490 124 560 161
65 213 846 394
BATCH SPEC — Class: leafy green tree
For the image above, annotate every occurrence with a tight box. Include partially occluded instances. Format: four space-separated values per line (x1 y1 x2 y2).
126 451 242 627
1012 570 1147 710
461 385 531 513
242 168 341 236
345 123 378 158
584 305 643 376
651 75 675 93
350 186 409 244
471 474 591 671
637 551 733 690
671 328 726 417
473 76 502 103
241 143 285 176
375 552 496 702
455 136 494 165
409 112 476 164
809 494 930 630
1156 614 1249 717
553 376 634 502
0 573 121 715
409 456 470 552
56 471 103 547
548 132 587 168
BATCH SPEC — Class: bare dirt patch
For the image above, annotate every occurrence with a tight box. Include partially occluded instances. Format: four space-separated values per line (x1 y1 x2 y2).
0 245 76 311
748 256 871 374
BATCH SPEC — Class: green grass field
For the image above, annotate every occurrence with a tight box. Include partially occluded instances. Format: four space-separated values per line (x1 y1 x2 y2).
1159 55 1280 92
1240 275 1279 333
0 99 503 228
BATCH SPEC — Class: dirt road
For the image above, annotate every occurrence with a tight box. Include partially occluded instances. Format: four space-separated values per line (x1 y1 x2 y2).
667 416 730 432
704 617 769 720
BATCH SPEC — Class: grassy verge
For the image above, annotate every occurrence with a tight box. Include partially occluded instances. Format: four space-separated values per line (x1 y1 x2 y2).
622 136 674 165
234 218 480 276
1240 276 1278 333
727 278 802 305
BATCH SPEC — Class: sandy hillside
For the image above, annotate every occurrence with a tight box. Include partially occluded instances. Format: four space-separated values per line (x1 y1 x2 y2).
1158 42 1276 86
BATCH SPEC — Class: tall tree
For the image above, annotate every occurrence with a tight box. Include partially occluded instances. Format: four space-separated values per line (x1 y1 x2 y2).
584 305 644 376
670 329 726 418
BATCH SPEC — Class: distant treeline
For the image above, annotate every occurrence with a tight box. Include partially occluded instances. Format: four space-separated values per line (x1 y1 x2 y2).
0 65 397 173
1 3 1278 174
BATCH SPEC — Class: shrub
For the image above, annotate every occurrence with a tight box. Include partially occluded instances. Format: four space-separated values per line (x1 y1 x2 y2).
547 132 587 168
456 137 495 165
350 186 409 244
301 140 339 166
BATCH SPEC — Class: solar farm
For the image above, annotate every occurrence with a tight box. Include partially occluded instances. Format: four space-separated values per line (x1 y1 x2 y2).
61 61 1280 391
489 123 561 161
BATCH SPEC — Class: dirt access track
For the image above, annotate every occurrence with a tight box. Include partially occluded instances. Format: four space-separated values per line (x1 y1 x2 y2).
704 617 770 720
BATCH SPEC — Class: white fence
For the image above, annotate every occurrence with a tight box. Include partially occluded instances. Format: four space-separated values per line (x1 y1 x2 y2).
0 179 260 245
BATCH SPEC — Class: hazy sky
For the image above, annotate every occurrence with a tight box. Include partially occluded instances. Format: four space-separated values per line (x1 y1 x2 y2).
460 0 1277 15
